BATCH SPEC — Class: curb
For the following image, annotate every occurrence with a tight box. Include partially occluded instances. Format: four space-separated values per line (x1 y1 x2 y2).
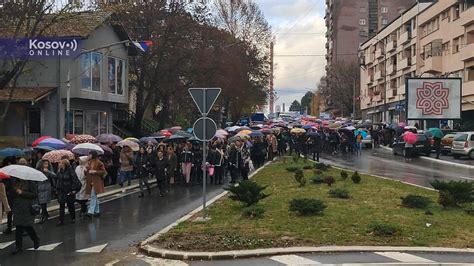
140 246 474 261
379 145 474 170
139 160 273 251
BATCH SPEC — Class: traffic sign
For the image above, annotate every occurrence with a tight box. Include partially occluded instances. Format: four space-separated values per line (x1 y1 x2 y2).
189 88 221 115
193 117 217 142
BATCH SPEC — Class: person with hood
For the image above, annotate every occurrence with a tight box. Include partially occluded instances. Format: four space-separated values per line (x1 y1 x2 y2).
10 178 40 255
75 156 89 217
135 147 151 198
55 159 81 225
85 151 106 217
119 146 134 188
36 159 55 223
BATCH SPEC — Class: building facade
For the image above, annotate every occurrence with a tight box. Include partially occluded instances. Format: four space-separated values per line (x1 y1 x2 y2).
359 0 474 126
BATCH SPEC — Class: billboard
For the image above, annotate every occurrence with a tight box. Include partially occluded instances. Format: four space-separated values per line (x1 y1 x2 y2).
406 78 462 120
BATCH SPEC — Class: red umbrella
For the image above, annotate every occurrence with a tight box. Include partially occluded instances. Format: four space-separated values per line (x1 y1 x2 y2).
403 131 417 145
0 171 10 179
32 136 52 148
160 130 172 137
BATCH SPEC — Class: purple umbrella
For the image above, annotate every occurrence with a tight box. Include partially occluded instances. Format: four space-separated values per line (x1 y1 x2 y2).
97 134 123 143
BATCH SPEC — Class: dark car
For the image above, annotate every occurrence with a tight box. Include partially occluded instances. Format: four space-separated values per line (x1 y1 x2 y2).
392 134 431 157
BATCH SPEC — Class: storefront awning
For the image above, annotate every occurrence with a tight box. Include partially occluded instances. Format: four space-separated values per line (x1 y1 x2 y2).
0 87 56 104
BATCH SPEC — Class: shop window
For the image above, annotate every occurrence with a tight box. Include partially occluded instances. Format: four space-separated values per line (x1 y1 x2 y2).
86 111 108 136
80 52 102 92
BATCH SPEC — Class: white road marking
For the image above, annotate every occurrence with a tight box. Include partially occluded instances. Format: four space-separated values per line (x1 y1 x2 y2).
375 252 434 263
75 243 108 253
140 257 189 266
270 254 320 265
104 259 120 266
27 242 62 251
0 240 15 249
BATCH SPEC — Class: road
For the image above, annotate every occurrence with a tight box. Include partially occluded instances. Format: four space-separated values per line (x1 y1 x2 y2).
0 151 472 265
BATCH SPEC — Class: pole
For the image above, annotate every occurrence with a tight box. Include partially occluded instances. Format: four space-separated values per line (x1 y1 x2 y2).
66 69 71 134
202 91 207 217
269 41 274 114
352 77 356 119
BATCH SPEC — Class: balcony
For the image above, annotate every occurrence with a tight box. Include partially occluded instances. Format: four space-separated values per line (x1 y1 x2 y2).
386 63 397 75
423 56 443 74
397 58 409 71
460 43 474 61
375 49 385 59
386 40 396 52
374 70 384 81
399 31 411 45
365 53 374 65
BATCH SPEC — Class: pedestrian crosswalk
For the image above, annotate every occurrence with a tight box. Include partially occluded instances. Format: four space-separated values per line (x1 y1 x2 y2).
0 239 108 254
75 243 108 253
375 252 435 263
270 254 320 265
0 240 14 249
27 242 62 251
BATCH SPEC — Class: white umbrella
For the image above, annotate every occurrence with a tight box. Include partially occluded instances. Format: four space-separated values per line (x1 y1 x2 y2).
404 126 417 130
344 126 356 131
226 126 241 132
117 139 140 151
0 165 47 182
72 143 104 156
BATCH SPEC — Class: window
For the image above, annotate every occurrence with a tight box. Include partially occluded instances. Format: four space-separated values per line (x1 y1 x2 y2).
453 5 460 20
86 111 108 136
359 30 368 37
382 18 388 25
360 7 366 13
108 57 125 95
80 52 102 92
453 37 461 53
466 66 474 81
359 18 366 25
442 41 450 55
381 6 388 13
65 109 84 134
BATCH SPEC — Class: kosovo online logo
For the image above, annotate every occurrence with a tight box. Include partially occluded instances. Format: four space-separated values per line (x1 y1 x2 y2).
0 37 82 59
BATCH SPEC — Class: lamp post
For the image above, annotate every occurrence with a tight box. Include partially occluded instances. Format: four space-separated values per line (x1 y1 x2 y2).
348 77 356 119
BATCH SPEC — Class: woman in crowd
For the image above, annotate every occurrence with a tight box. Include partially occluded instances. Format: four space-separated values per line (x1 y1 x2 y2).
214 144 225 185
119 146 134 188
135 147 151 198
0 176 11 226
153 151 168 197
180 143 193 186
55 159 80 226
86 151 106 217
36 160 55 224
166 146 177 185
75 156 89 217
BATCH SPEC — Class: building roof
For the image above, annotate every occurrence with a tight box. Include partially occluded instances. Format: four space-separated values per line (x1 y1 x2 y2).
0 87 56 103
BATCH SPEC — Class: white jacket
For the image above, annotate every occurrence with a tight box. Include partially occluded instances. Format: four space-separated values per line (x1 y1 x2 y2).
75 165 89 201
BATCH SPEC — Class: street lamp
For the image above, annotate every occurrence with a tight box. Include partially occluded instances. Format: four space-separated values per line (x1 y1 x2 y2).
347 77 356 119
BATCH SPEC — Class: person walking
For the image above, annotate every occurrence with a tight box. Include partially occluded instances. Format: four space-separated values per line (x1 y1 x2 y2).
228 143 241 183
55 159 81 226
10 178 40 255
180 143 193 186
85 151 106 217
355 132 363 156
119 146 134 190
166 146 177 185
135 147 151 198
433 136 442 159
214 144 225 185
153 151 168 197
0 178 11 226
239 141 250 181
36 160 55 224
75 156 89 217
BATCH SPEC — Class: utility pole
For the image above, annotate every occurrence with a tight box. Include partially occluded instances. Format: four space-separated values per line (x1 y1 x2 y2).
269 41 274 114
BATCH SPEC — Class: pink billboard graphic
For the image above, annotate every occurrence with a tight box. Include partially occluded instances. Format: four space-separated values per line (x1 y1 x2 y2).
415 82 449 115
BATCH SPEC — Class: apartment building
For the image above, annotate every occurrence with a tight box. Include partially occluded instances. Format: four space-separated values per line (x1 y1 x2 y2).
359 0 474 125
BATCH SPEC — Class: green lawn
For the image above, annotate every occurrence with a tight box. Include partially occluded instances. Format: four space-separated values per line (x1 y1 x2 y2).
153 158 474 252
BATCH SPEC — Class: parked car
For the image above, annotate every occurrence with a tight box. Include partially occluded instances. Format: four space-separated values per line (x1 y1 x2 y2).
360 130 373 148
392 134 431 157
440 133 457 155
451 132 474 159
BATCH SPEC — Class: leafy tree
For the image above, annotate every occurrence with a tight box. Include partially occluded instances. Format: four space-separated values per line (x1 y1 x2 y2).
300 91 313 114
289 100 301 112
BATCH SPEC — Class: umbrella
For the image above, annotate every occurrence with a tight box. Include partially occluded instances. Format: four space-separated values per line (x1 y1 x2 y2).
31 136 52 148
290 128 306 134
97 133 123 143
306 132 321 137
175 130 193 138
72 143 104 156
404 126 417 130
249 131 264 137
354 130 368 139
99 144 113 155
250 125 262 130
36 138 66 150
428 128 444 139
239 129 252 135
226 126 240 132
70 134 97 144
215 129 228 136
170 126 182 131
228 135 244 143
0 171 10 179
124 137 140 143
160 130 172 138
43 150 75 163
166 135 187 143
117 140 139 151
302 125 312 130
0 165 47 182
344 126 356 131
403 131 418 144
139 137 158 144
329 123 342 129
188 136 201 143
0 148 24 157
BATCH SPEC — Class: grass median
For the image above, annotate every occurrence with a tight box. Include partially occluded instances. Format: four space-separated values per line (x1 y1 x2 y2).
152 157 474 252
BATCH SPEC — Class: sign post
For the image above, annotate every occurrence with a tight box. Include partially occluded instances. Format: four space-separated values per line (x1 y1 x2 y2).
189 88 221 218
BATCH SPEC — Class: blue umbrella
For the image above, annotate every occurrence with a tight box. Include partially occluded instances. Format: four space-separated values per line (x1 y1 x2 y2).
354 130 368 139
302 125 312 129
428 128 444 139
306 132 321 137
36 138 65 150
249 131 264 137
0 148 24 157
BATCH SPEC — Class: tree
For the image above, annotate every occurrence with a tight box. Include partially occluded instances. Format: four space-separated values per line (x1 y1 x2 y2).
0 1 77 121
300 91 313 114
289 100 301 112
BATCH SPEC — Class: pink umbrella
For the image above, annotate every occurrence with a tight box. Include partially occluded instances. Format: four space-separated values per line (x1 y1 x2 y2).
70 134 97 144
43 150 75 163
403 131 417 145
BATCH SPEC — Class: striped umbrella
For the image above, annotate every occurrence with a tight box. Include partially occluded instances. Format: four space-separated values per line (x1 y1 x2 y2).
36 138 66 150
31 136 52 148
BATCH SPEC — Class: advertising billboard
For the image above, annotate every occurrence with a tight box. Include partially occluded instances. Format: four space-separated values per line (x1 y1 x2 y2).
406 78 462 120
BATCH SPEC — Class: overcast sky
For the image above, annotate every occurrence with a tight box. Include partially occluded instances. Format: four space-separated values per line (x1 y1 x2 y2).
256 0 326 111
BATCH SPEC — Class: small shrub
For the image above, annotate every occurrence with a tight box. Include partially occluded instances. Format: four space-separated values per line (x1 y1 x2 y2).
294 169 306 187
312 175 325 184
430 180 474 207
225 180 270 207
289 198 327 216
401 195 433 209
340 171 348 180
314 169 323 176
302 165 313 170
324 176 335 186
425 209 434 215
292 156 300 163
351 171 361 184
328 188 350 199
367 222 400 236
461 203 474 216
314 163 330 171
286 166 299 172
242 205 265 219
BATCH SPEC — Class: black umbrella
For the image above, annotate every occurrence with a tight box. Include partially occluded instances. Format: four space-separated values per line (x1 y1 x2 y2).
306 132 321 137
165 134 187 143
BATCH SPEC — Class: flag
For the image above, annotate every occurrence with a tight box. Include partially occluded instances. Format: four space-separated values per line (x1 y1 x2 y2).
132 40 153 52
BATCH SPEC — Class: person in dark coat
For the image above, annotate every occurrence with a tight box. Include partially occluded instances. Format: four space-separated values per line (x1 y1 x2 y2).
228 143 241 183
36 160 55 223
55 159 81 226
206 146 218 185
11 178 40 255
307 134 322 162
152 151 168 197
135 147 151 198
214 144 225 185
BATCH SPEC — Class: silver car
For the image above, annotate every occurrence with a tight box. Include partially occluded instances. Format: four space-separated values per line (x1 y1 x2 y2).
451 132 474 159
